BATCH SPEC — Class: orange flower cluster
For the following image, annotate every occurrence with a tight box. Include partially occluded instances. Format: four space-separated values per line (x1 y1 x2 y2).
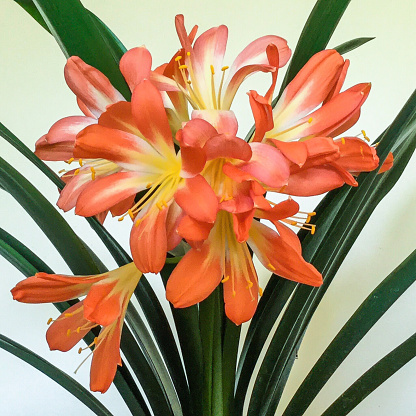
12 15 392 392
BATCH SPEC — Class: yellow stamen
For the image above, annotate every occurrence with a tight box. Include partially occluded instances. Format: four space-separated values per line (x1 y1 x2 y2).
259 287 264 297
118 216 124 222
246 280 254 289
58 169 66 174
65 157 75 164
221 275 230 283
217 65 229 108
308 117 313 123
146 183 152 188
175 55 182 62
74 169 80 176
210 65 215 75
268 263 276 271
361 130 370 142
76 327 81 334
64 313 73 317
178 64 188 70
341 137 346 145
66 329 71 337
47 318 53 325
187 51 191 56
221 66 229 71
90 166 96 180
79 158 83 166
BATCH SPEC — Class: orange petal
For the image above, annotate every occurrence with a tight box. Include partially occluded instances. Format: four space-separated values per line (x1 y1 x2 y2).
166 243 222 308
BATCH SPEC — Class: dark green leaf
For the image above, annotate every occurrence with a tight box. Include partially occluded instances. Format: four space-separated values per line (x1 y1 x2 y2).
284 248 416 415
248 90 416 416
161 263 204 416
32 0 130 99
0 334 113 416
333 37 374 55
276 0 352 100
126 304 185 416
321 332 416 416
14 0 49 31
0 156 101 275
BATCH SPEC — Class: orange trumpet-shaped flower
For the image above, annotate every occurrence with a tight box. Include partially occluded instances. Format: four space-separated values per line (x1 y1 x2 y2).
11 263 141 393
167 195 322 325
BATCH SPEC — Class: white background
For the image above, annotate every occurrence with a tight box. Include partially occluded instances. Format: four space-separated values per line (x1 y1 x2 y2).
0 0 415 415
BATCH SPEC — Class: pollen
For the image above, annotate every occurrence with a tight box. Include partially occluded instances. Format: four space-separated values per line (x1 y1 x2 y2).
361 130 370 142
146 183 152 188
268 263 276 271
74 169 80 176
210 65 215 75
221 66 229 71
90 166 96 180
341 137 346 145
65 157 75 164
47 318 53 325
78 158 84 166
175 55 182 62
178 64 188 70
221 275 230 283
308 117 313 123
187 51 191 56
58 169 66 174
258 287 264 297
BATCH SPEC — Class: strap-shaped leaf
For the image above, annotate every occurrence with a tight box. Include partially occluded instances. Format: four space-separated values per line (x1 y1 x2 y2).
0 156 102 276
0 334 113 416
334 37 375 55
14 0 127 61
276 0 351 100
126 304 186 416
31 0 130 99
161 263 204 416
248 90 416 416
284 248 416 415
321 331 416 416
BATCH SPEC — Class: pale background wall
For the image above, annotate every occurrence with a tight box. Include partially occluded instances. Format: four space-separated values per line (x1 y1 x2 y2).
0 0 415 415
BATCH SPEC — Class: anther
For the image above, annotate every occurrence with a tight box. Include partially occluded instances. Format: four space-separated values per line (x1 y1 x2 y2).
78 158 83 166
210 65 215 75
66 329 71 337
58 169 66 174
178 65 188 70
64 313 73 317
175 55 182 62
341 137 346 145
47 318 53 325
118 216 124 222
128 209 134 220
268 263 276 271
246 281 254 289
221 275 230 283
259 287 264 297
361 130 370 142
187 51 191 56
311 225 316 235
146 183 152 188
65 157 75 164
74 169 80 176
221 66 229 71
308 117 313 123
90 166 96 180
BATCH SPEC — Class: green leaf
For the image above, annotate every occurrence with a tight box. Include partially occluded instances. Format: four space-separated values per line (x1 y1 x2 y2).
126 304 185 416
283 248 416 415
0 156 101 275
14 0 49 31
0 334 113 416
321 332 416 416
276 0 352 100
248 90 416 416
32 0 130 99
161 263 204 416
333 37 375 55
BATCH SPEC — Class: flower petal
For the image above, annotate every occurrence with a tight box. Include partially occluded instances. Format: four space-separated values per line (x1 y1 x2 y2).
119 46 152 91
131 79 174 154
166 243 223 308
192 110 238 136
64 56 124 118
130 207 168 273
204 134 252 161
35 116 96 161
90 319 123 393
177 215 213 242
177 117 218 148
248 90 274 142
74 171 147 217
175 175 218 223
334 137 379 172
249 221 322 286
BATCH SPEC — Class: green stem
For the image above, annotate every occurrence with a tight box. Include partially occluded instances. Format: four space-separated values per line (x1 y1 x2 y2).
222 319 241 416
200 287 224 416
